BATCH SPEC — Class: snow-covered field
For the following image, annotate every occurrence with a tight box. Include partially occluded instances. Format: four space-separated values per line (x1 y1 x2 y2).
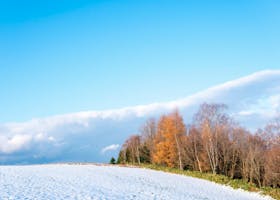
0 164 273 200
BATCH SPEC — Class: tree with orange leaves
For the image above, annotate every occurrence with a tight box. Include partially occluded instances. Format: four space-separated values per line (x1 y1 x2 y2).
152 110 186 170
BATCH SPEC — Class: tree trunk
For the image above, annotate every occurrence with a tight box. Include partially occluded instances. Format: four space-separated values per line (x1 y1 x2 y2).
175 133 183 170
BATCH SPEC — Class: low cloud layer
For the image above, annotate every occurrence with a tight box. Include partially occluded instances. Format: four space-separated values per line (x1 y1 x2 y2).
0 70 279 164
101 144 120 154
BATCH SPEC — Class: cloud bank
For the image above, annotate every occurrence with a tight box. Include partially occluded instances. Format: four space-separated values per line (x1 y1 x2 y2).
101 144 120 154
0 70 279 164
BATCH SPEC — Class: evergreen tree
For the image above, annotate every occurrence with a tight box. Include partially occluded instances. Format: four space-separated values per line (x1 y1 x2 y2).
110 157 116 164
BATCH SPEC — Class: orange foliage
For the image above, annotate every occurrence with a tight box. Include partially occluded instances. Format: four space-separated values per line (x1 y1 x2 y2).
152 110 186 169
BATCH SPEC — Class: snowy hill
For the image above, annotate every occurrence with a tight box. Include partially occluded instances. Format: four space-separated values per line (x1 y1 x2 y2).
0 164 273 200
0 70 280 164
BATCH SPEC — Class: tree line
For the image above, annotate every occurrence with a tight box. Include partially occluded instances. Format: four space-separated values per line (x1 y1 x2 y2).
117 103 280 188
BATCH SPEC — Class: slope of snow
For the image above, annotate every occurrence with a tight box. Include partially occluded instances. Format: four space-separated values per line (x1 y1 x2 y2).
0 164 273 200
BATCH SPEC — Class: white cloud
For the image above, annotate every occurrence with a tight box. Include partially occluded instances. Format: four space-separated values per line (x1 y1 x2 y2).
238 111 255 116
0 70 279 164
0 134 32 154
236 94 280 118
101 144 120 154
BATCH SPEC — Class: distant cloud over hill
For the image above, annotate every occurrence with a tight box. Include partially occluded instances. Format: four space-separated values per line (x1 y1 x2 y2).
0 70 279 164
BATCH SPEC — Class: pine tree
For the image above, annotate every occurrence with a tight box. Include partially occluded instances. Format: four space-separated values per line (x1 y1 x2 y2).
110 157 116 164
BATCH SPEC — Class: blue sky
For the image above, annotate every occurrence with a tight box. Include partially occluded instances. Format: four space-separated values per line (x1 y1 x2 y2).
0 0 280 123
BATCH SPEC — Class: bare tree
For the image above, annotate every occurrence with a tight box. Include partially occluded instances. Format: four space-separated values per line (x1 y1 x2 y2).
194 103 229 174
119 135 141 164
240 133 266 187
139 118 157 163
129 135 141 165
228 127 247 179
184 126 204 172
263 116 280 187
171 110 186 170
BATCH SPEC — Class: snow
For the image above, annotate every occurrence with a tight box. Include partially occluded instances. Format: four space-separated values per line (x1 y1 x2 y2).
0 164 273 200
